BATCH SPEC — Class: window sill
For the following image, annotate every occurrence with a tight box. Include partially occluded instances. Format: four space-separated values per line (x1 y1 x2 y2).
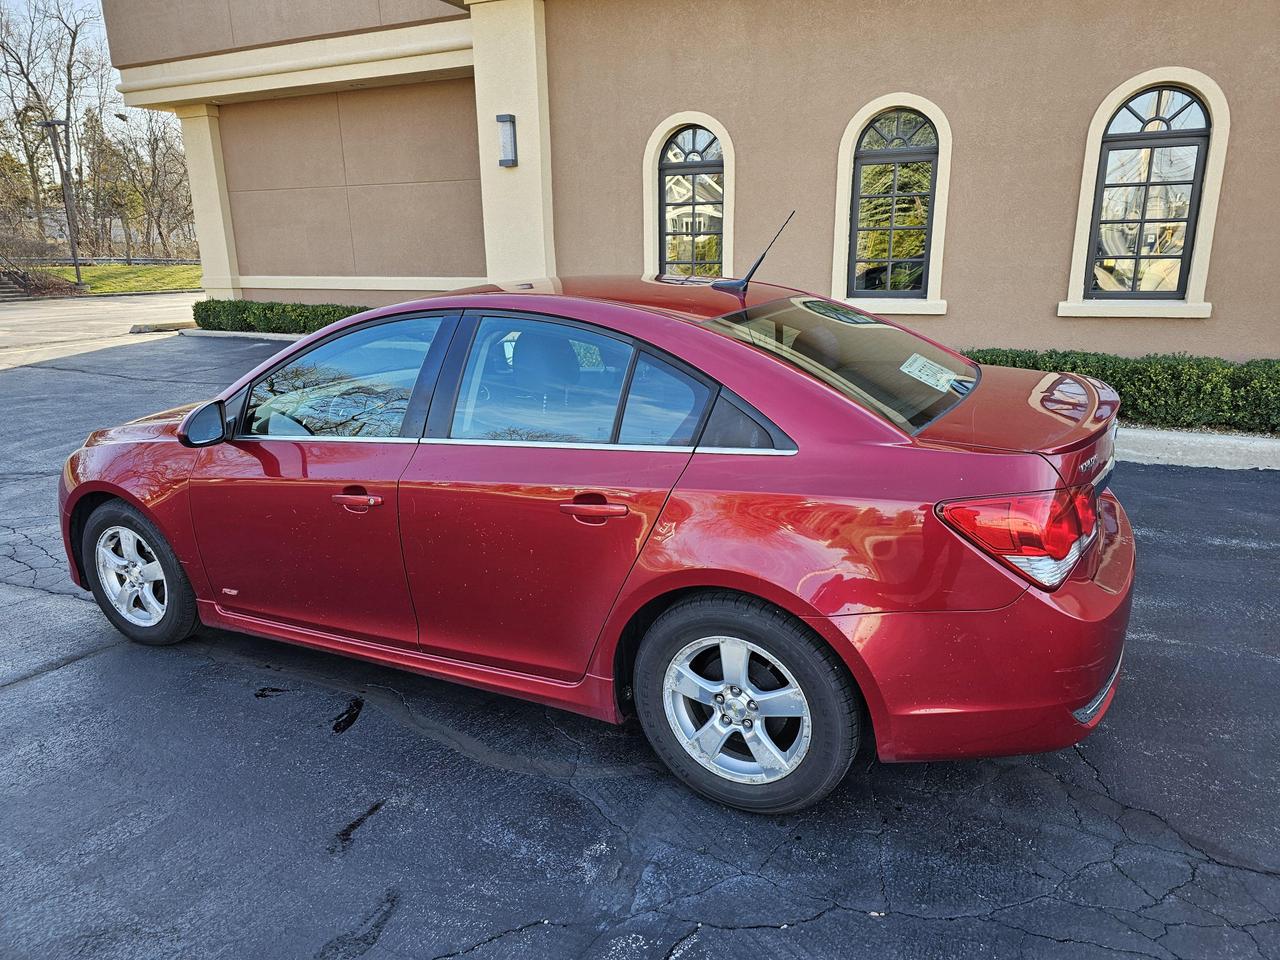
1057 299 1212 319
839 297 948 316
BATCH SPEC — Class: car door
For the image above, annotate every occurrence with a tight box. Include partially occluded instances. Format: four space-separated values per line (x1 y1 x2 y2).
398 310 714 681
190 312 458 650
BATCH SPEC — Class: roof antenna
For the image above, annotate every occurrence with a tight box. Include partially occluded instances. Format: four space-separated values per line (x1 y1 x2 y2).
711 210 795 297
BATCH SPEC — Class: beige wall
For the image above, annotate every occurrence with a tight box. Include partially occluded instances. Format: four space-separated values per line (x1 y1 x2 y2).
544 0 1280 359
101 0 466 69
218 77 485 280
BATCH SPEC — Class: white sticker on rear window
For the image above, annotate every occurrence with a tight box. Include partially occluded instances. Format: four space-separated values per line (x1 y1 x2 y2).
899 353 956 393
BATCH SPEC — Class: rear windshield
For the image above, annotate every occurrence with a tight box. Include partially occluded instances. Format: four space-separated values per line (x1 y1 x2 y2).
706 297 977 432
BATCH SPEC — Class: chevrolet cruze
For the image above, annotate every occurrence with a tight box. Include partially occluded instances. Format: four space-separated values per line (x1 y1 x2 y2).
59 276 1134 812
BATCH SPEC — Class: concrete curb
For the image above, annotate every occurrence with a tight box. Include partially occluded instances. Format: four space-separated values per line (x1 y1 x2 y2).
30 289 203 302
172 328 1280 470
1116 424 1280 471
179 329 302 342
130 321 197 334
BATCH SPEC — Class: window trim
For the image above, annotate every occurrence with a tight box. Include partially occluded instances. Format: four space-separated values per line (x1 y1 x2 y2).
1060 68 1231 319
831 93 952 315
643 111 736 278
234 310 461 442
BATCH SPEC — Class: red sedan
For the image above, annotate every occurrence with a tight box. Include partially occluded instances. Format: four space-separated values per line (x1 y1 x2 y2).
59 277 1133 812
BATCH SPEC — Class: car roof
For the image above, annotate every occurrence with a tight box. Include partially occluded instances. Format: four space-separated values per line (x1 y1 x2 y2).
364 275 805 325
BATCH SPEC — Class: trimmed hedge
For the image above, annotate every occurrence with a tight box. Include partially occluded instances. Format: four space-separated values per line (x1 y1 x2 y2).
966 348 1280 434
192 300 1278 434
193 298 367 335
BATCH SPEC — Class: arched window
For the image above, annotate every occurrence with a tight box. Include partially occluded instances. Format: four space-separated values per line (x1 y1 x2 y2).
1087 86 1210 299
658 125 724 277
848 108 938 299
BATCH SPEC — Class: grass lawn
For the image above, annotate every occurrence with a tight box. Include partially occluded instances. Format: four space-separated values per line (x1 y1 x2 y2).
45 263 202 294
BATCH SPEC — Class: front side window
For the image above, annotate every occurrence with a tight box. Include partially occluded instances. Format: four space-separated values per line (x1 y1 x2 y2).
244 316 443 438
659 125 724 277
451 316 633 443
1088 86 1209 299
848 108 937 298
708 297 976 433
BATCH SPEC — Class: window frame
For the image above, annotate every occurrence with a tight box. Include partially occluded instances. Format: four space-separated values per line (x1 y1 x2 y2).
847 112 939 300
1084 93 1210 301
1058 68 1230 319
657 125 726 277
423 308 793 454
233 310 462 442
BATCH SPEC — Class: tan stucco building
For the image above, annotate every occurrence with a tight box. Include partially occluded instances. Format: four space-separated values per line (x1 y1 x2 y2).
102 0 1279 359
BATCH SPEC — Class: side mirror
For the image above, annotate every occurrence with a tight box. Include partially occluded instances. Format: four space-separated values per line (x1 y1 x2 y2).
178 399 228 448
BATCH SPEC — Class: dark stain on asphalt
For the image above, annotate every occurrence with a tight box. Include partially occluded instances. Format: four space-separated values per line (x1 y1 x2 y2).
331 697 364 734
313 887 400 960
328 799 386 855
254 686 288 698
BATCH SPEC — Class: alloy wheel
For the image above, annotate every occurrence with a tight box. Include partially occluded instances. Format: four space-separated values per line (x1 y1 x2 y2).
662 635 812 785
95 525 167 627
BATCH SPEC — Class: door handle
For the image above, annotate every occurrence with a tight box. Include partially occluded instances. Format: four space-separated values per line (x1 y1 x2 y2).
559 501 629 519
332 492 383 513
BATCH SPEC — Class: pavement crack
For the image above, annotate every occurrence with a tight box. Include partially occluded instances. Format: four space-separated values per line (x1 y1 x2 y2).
0 639 125 689
427 918 568 960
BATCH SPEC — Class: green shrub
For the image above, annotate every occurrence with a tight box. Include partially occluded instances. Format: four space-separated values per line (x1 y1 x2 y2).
965 348 1280 434
193 299 368 335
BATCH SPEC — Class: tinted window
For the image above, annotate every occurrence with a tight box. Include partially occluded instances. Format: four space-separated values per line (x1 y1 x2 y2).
699 395 774 450
244 316 442 438
618 355 711 446
707 297 976 432
451 316 633 443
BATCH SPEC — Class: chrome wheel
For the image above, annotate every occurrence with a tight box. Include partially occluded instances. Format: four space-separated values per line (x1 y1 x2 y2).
663 635 812 785
95 525 167 627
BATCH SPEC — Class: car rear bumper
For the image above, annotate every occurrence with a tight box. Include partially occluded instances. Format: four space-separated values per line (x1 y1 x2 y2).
818 492 1135 762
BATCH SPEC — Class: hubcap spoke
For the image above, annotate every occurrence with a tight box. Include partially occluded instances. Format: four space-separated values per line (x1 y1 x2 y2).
718 637 750 688
138 583 165 618
669 664 719 705
100 550 129 570
751 684 807 718
138 561 164 583
743 725 792 776
117 528 143 563
690 716 733 761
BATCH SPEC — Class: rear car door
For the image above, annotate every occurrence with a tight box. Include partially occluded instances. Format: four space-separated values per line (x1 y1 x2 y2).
398 310 713 681
190 312 457 650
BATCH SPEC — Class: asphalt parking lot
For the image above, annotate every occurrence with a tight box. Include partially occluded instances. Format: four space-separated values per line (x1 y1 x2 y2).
1 326 1277 959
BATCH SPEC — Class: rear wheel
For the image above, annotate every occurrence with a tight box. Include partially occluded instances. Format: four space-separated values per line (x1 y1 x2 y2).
634 592 862 813
82 501 199 646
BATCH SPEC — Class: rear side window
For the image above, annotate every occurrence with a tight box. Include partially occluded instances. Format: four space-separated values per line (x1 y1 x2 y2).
244 316 443 438
618 355 711 446
706 297 976 432
451 316 633 443
699 395 775 450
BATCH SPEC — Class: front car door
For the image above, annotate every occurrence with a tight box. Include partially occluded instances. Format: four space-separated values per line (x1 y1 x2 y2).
190 312 457 649
398 311 714 681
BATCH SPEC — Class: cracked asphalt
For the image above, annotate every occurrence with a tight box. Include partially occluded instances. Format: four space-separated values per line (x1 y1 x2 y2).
1 327 1278 959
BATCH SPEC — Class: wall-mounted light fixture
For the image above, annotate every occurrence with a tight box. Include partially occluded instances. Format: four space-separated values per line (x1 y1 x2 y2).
496 113 518 167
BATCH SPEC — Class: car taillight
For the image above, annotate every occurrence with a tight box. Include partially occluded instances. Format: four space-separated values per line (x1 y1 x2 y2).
938 485 1099 590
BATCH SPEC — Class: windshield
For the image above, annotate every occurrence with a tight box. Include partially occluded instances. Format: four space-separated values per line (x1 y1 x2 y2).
706 297 977 432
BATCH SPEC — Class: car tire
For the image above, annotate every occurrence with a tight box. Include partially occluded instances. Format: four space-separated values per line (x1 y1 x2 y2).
82 500 199 646
634 592 862 814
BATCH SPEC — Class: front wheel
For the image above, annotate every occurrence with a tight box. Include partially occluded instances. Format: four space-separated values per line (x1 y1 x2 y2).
634 593 863 813
82 501 199 646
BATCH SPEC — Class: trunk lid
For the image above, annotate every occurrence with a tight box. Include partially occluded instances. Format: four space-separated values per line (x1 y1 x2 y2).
918 365 1120 487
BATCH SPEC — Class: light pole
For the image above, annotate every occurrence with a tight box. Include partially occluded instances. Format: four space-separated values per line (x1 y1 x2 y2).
36 118 84 287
